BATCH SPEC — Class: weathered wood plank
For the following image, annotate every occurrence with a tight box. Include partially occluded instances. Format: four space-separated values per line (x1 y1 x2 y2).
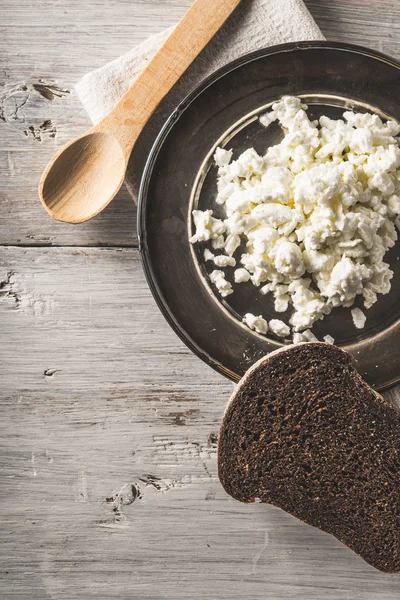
0 246 399 599
2 1 400 598
305 0 400 58
1 0 400 246
0 246 226 398
0 0 192 247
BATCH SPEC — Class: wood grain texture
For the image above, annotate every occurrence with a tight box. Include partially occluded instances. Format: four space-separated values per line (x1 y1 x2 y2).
0 0 192 247
1 1 400 598
1 247 400 599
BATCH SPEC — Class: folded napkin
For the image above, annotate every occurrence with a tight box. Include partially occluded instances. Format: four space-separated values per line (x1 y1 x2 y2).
75 0 324 201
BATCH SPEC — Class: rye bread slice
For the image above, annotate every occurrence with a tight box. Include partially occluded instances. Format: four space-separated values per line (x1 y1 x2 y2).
218 343 400 573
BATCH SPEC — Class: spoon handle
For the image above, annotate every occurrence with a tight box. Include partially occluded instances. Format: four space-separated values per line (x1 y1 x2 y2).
97 0 241 154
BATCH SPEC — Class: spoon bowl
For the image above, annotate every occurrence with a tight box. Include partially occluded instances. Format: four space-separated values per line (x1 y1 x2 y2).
39 131 126 223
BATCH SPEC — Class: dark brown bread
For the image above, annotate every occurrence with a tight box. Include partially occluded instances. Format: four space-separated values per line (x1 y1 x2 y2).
218 343 400 573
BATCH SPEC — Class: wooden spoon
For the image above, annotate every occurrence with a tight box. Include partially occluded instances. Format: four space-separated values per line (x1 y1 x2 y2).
39 0 241 223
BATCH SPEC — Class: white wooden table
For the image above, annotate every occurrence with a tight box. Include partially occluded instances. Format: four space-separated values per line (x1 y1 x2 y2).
1 1 400 598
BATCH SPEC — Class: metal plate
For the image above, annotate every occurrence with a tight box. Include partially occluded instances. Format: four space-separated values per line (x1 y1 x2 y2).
138 42 400 391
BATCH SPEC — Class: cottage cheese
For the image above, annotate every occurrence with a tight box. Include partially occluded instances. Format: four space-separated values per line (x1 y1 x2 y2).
243 313 268 335
234 268 251 283
191 96 400 340
269 319 291 338
213 255 236 268
293 329 319 344
351 307 367 329
209 270 233 298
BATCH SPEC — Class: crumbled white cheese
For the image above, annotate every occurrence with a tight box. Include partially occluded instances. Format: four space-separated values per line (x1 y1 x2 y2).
209 270 233 298
274 294 289 313
243 313 269 335
293 332 306 344
351 307 367 329
293 329 325 344
211 235 226 250
225 233 241 256
214 147 233 167
213 255 236 268
204 249 214 262
302 329 319 342
268 319 290 338
190 210 225 244
234 268 251 283
191 96 400 340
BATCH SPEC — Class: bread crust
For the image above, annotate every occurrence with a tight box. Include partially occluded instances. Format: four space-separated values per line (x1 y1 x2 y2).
218 343 400 573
